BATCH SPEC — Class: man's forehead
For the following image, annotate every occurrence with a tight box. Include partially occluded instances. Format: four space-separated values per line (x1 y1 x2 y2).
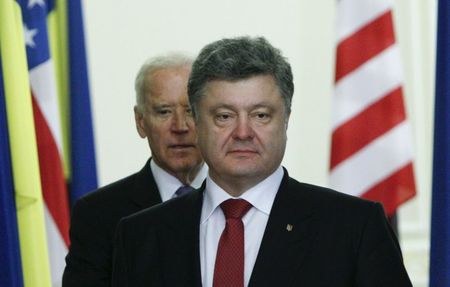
203 77 281 98
147 65 190 78
207 101 278 111
147 98 189 107
145 66 190 90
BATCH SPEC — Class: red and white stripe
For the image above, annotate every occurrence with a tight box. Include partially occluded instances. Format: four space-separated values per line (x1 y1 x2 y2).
30 58 70 285
330 0 416 216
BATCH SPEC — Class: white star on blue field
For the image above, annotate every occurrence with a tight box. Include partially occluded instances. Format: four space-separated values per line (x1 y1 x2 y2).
18 0 56 69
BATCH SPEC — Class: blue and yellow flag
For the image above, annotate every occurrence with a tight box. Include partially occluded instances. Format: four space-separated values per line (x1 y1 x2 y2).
0 0 52 286
0 49 24 287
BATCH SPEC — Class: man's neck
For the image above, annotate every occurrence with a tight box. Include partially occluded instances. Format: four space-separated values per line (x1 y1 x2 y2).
207 166 283 197
172 164 203 186
208 174 265 197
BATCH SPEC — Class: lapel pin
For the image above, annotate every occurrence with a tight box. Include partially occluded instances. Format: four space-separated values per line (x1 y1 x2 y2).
286 224 293 232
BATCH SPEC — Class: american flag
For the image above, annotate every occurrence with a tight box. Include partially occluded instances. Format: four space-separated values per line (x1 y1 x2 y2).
19 0 70 284
330 0 416 216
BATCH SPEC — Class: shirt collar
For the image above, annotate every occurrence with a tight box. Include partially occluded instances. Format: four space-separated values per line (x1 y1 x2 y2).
150 159 208 202
201 166 284 224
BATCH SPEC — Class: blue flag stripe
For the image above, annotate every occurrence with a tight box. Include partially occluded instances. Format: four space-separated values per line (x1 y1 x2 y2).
0 46 24 287
430 0 450 286
68 0 98 204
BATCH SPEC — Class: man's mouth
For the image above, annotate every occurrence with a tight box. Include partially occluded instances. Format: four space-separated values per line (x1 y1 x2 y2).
169 144 195 149
228 149 257 155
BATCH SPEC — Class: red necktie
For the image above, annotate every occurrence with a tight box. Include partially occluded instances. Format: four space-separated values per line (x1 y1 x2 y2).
213 199 252 287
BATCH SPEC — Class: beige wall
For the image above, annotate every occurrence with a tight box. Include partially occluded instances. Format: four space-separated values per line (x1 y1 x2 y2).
82 1 436 285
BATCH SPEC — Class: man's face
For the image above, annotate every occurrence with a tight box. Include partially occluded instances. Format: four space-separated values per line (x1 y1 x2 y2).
196 75 289 189
135 66 203 177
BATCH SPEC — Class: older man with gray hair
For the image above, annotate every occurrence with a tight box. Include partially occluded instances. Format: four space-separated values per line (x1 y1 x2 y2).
63 53 206 287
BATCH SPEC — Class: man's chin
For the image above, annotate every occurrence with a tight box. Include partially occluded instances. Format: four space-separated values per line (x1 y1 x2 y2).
221 165 264 178
168 148 201 160
168 146 196 153
168 158 202 173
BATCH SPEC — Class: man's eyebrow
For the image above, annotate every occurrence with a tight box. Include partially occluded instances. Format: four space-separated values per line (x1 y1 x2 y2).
252 103 273 110
151 103 173 108
209 104 235 111
209 103 274 111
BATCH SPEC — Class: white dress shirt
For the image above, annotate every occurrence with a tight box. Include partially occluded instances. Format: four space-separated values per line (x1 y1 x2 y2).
150 159 208 202
200 166 284 287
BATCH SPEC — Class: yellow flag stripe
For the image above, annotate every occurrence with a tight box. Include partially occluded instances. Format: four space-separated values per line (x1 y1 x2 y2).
0 0 51 286
49 0 71 179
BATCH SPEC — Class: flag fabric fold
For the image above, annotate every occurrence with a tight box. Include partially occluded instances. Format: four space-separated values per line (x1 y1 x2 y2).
330 0 416 216
429 0 450 285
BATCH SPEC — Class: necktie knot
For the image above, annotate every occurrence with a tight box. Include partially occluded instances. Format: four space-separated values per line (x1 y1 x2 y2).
175 185 194 196
220 199 252 219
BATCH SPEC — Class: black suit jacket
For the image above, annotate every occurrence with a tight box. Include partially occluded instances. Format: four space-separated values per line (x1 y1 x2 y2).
63 160 162 287
112 169 412 287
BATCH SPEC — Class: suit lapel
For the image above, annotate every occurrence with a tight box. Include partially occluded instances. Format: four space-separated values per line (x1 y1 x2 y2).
249 170 318 287
130 159 163 208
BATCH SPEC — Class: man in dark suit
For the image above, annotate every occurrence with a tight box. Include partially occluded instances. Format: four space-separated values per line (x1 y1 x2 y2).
62 53 207 287
112 37 412 286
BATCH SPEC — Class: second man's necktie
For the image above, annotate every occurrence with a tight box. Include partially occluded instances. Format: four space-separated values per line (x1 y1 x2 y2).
175 185 194 196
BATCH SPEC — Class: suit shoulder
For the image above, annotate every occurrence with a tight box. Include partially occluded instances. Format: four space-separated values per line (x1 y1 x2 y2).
286 177 380 215
74 172 141 209
119 190 200 228
283 177 391 248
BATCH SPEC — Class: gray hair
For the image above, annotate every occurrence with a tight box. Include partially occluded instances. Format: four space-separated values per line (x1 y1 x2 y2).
135 52 193 112
188 36 294 118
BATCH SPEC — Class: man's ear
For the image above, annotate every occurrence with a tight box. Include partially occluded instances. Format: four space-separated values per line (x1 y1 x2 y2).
285 111 291 130
134 106 147 138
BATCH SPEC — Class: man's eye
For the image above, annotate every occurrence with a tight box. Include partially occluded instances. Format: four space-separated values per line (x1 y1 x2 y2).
156 109 171 116
216 114 231 121
255 113 270 120
257 113 267 118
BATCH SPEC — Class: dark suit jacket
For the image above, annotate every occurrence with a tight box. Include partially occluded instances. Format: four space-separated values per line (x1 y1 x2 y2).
63 160 162 287
112 169 412 287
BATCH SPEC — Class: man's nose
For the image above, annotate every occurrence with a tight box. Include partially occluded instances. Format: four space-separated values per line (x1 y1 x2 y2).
232 117 255 140
171 111 189 132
